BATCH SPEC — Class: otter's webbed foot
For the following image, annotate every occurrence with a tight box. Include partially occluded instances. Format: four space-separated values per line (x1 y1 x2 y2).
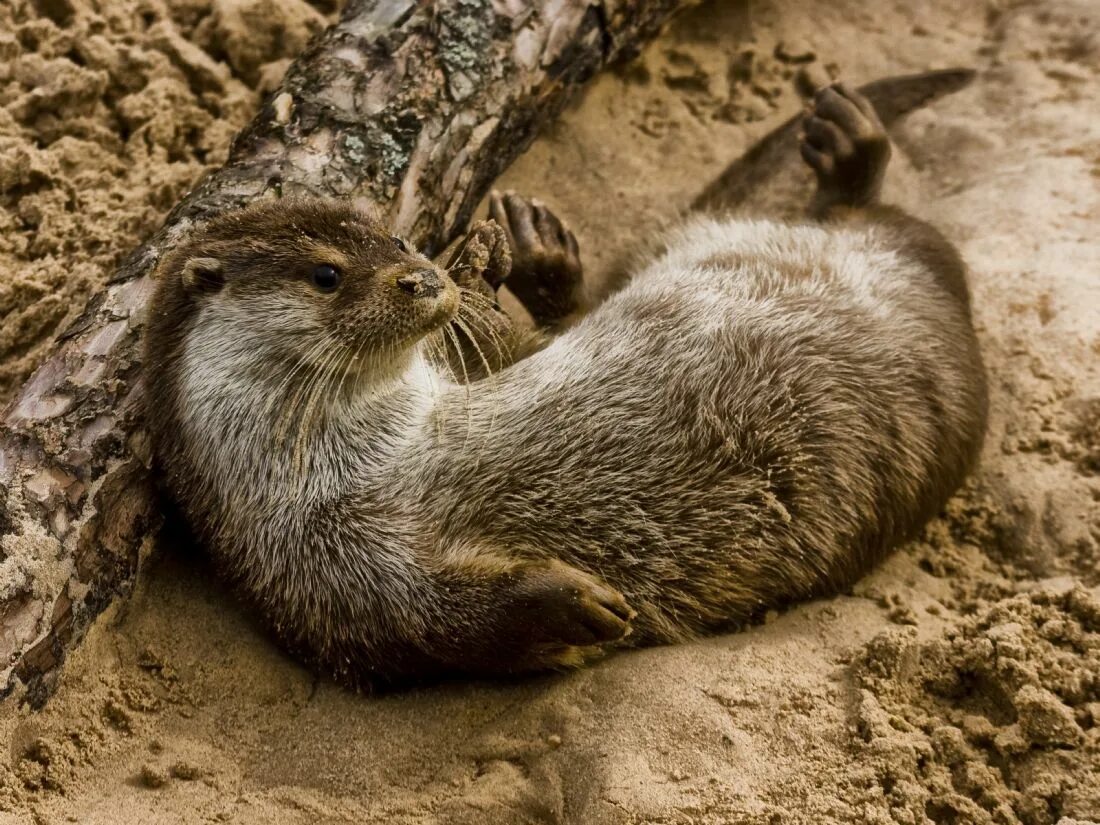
801 83 891 214
489 191 584 329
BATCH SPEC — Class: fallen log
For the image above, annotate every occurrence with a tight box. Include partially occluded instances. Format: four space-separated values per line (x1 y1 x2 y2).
0 0 686 706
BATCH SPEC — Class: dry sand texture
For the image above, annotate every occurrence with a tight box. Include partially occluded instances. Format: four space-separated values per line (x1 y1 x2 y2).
0 0 329 407
1 0 1099 822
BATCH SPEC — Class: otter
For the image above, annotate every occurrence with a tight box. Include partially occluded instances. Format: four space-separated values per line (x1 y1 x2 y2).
144 78 987 686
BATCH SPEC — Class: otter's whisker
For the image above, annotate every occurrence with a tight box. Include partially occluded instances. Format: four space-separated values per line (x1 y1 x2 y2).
341 336 370 400
452 315 502 470
272 335 331 415
441 322 470 390
416 345 447 441
425 333 462 443
442 322 475 449
292 341 347 473
423 331 448 375
453 289 515 460
452 316 495 381
280 338 336 437
273 334 341 447
287 354 329 470
454 299 495 344
454 290 510 369
456 303 509 370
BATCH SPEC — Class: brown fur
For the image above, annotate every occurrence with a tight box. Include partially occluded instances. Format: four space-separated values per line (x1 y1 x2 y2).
143 77 988 687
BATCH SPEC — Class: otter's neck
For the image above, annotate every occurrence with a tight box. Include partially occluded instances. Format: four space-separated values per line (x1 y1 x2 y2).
178 325 442 509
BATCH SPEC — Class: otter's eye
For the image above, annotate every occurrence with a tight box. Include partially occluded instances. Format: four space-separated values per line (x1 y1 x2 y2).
311 264 341 292
392 236 408 253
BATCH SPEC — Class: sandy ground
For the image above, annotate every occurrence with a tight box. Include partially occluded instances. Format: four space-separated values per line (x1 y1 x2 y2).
1 0 1099 823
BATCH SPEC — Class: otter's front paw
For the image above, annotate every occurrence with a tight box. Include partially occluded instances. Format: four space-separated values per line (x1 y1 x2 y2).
446 219 512 298
800 82 891 209
489 191 584 328
507 560 634 670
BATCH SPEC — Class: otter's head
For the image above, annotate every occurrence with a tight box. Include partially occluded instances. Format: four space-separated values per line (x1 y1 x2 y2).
161 197 458 378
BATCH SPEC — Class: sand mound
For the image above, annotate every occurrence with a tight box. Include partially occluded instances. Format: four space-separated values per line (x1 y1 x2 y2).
855 587 1100 824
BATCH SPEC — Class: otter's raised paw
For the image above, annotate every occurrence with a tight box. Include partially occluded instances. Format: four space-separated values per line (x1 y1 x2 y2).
505 560 634 671
446 219 512 299
801 83 891 210
489 191 584 328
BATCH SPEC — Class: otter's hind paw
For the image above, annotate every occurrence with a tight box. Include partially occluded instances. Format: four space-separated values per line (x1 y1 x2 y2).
801 83 891 210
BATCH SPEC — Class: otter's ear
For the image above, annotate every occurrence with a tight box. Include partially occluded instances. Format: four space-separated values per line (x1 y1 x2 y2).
181 257 225 294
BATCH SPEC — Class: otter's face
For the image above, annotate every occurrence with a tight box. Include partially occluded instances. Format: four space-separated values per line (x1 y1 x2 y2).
173 198 459 372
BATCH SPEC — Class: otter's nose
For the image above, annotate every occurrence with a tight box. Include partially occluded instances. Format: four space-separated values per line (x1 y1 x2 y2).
396 269 444 298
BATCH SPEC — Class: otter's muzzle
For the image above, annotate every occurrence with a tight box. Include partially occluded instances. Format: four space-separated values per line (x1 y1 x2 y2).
396 269 444 298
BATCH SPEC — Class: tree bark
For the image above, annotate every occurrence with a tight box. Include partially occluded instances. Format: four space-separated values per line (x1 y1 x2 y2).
0 0 686 706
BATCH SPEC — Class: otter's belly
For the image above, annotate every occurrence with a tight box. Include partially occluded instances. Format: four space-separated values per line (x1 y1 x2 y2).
423 220 979 603
429 271 819 550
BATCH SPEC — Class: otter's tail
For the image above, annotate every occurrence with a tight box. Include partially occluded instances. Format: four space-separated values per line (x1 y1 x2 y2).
691 68 976 216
